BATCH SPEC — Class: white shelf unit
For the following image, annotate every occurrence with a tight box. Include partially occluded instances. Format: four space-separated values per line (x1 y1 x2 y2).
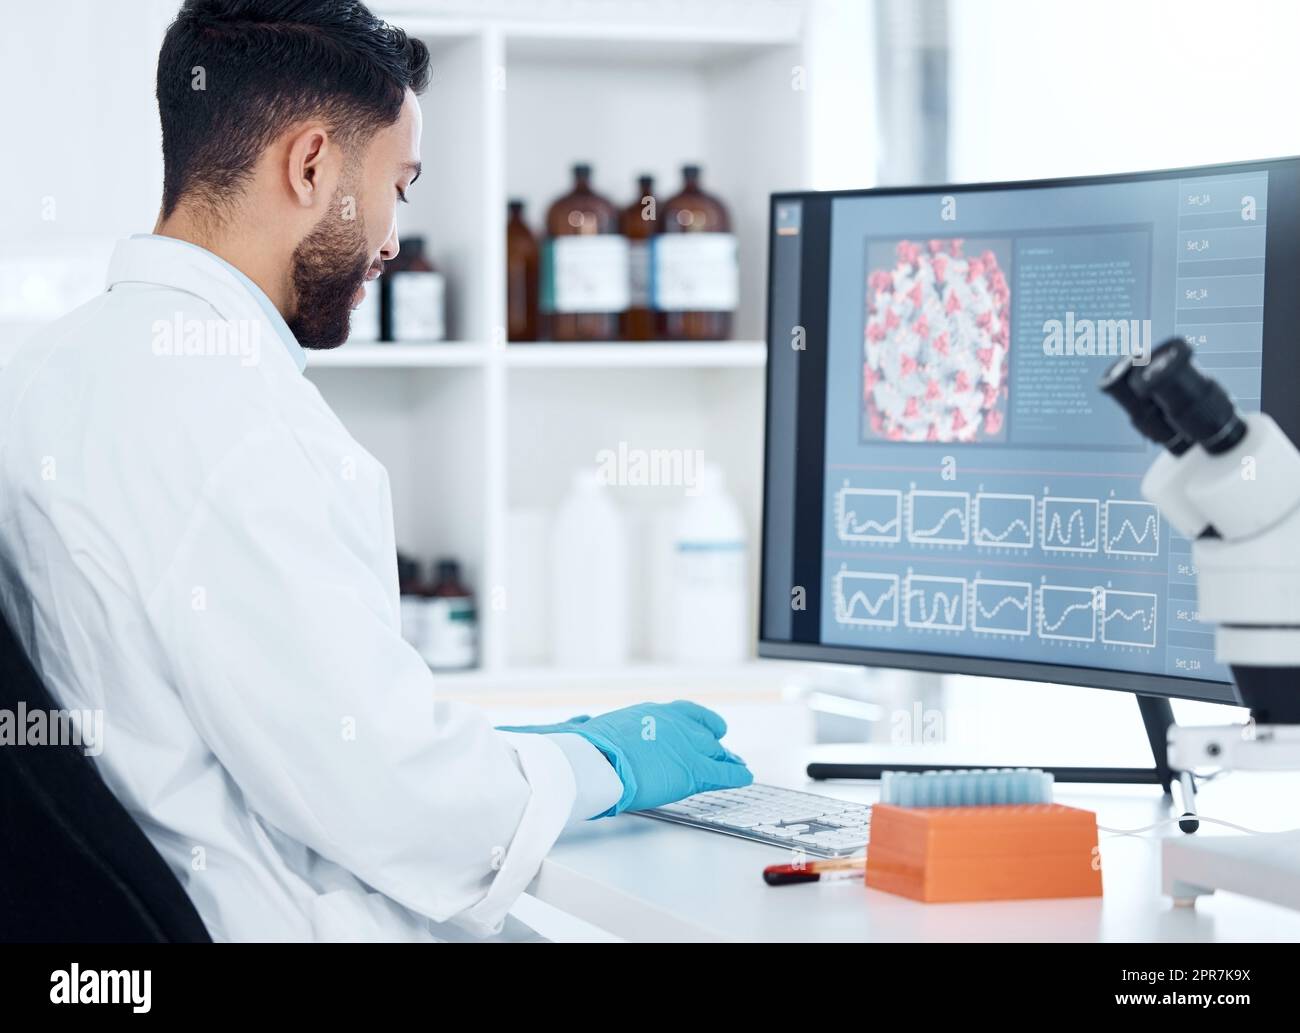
306 342 489 367
306 341 768 369
503 341 767 369
307 4 812 685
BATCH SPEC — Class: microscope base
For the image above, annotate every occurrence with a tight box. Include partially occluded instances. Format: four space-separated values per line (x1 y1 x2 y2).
1163 830 1300 913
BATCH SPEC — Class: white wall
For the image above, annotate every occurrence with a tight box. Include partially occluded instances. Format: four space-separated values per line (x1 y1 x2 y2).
803 0 878 189
948 0 1263 735
1 0 174 332
950 0 1300 182
1 0 171 239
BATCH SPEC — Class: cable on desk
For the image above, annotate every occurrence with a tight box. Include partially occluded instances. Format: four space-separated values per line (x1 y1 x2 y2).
1098 815 1300 838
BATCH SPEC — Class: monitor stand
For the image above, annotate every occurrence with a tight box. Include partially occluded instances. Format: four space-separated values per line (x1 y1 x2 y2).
807 693 1200 834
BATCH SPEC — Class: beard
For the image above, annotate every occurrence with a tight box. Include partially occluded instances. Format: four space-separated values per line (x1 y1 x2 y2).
287 188 375 349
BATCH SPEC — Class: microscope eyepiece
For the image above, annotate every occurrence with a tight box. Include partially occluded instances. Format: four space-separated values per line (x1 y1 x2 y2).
1135 337 1247 454
1099 354 1192 454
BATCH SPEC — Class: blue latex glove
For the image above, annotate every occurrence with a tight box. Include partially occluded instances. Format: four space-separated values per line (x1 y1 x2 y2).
497 700 753 815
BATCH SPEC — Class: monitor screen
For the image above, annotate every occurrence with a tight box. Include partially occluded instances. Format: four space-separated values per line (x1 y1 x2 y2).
760 157 1300 703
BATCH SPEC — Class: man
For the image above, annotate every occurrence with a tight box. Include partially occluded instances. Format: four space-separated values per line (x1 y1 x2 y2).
0 0 751 942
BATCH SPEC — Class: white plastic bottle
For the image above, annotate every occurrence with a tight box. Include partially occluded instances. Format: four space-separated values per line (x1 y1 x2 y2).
551 470 629 668
664 463 749 664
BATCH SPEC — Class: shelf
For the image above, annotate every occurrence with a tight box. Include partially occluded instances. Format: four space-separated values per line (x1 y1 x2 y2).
503 27 799 66
429 659 814 699
305 342 768 370
313 3 807 669
306 343 488 368
505 341 767 369
393 1 802 61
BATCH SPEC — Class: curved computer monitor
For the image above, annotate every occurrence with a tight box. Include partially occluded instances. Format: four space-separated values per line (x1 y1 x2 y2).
759 157 1300 704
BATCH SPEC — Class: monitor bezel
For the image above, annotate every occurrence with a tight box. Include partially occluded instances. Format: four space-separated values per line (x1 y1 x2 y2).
758 155 1300 705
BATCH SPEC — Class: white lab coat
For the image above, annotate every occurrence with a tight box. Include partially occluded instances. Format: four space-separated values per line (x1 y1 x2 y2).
0 235 600 941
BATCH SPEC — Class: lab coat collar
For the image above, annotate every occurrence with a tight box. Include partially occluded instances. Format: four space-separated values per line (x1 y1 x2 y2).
109 234 308 374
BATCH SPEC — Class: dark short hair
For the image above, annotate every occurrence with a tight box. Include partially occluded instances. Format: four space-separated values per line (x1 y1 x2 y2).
156 0 431 217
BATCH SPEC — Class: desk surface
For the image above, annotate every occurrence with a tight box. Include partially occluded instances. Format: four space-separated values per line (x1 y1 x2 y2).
531 771 1300 942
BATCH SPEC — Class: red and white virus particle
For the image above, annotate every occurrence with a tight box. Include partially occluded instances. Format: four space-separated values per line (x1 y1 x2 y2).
864 238 1010 443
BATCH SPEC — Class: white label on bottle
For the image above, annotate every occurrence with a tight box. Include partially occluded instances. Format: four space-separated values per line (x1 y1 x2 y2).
676 540 746 585
669 539 748 665
420 597 476 669
391 270 446 341
547 235 630 313
653 233 739 312
349 279 382 342
627 239 652 308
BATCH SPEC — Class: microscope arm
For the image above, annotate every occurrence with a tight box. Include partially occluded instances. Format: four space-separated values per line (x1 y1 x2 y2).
1139 411 1300 763
1105 338 1300 909
1142 412 1300 676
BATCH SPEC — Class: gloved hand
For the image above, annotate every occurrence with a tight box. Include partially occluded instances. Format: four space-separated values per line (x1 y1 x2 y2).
498 700 753 816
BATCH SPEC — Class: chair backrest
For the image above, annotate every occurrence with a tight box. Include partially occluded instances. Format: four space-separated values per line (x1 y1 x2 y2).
0 608 211 943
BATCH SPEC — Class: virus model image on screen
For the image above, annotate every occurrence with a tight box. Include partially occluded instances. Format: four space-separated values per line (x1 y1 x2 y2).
863 238 1011 443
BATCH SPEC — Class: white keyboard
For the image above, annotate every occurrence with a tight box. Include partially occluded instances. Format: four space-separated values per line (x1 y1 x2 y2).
640 783 871 858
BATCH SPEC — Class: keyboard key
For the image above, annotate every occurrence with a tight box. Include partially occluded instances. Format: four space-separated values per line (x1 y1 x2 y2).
645 785 873 858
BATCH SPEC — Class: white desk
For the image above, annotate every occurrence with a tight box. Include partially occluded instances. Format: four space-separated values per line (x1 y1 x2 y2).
528 770 1300 942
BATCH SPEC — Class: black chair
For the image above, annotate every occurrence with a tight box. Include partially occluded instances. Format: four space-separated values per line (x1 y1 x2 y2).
0 608 211 942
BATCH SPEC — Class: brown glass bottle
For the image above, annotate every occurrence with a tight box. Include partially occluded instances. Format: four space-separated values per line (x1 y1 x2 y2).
658 165 735 341
506 199 539 342
543 164 624 341
620 175 658 341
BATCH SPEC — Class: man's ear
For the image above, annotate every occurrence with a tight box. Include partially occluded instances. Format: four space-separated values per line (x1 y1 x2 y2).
286 125 332 208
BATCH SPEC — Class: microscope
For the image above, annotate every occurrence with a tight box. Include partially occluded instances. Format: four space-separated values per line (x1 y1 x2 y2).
1102 336 1300 912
